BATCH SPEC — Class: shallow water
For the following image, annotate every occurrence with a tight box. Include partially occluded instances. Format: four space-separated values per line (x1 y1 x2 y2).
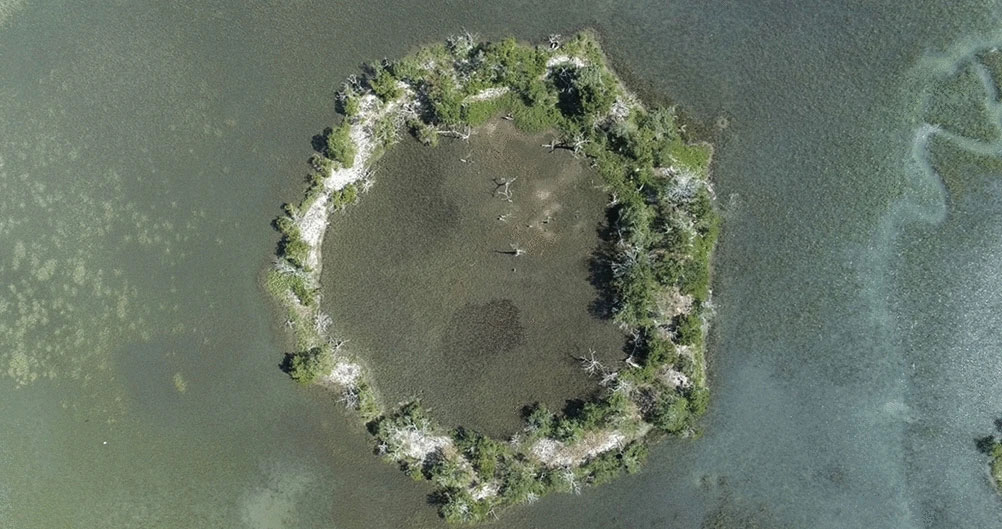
321 121 626 436
4 1 1002 527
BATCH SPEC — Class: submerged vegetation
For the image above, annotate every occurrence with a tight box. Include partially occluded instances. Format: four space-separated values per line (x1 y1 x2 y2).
266 30 718 523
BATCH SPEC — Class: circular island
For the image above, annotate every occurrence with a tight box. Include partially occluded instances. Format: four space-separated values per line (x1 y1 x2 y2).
267 31 718 523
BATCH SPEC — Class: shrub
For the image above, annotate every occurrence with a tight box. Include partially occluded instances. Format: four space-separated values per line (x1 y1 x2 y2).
429 78 464 125
356 382 382 422
427 454 474 490
461 93 515 126
643 106 679 143
408 118 439 146
523 403 555 438
343 94 361 117
337 90 362 117
687 387 710 416
992 442 1002 488
497 459 544 503
615 264 658 328
643 333 678 368
649 394 691 433
288 275 315 306
274 215 299 239
674 311 702 346
281 233 310 269
369 67 402 101
331 184 358 210
666 140 712 175
288 346 333 385
483 37 547 92
326 122 356 168
553 65 618 119
511 99 562 133
454 427 508 478
373 114 400 148
265 269 314 306
439 490 493 524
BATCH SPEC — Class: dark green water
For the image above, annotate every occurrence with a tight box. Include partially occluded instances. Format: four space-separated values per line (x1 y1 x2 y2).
3 1 1002 527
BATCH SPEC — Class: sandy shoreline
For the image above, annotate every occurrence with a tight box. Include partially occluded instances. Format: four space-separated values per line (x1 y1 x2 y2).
297 92 407 272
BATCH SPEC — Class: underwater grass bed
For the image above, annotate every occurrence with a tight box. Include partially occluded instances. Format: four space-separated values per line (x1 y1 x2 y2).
267 30 718 523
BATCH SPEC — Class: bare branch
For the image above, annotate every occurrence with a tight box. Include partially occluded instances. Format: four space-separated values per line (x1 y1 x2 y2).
578 349 603 375
314 312 332 334
625 354 641 369
436 125 472 141
492 176 518 202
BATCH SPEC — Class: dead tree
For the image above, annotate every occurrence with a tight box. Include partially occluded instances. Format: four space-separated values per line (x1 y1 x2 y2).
358 169 376 193
326 337 349 352
346 74 362 92
613 378 635 396
579 349 603 375
339 387 360 408
437 125 472 141
493 176 517 202
400 99 421 119
561 469 581 495
548 34 562 50
508 243 525 256
314 312 333 334
564 133 588 156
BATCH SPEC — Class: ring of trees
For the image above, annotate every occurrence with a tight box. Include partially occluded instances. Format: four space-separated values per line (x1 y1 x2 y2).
267 30 719 524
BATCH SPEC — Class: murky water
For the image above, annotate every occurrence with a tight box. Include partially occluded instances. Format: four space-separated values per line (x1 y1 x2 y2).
4 1 1002 527
321 121 625 437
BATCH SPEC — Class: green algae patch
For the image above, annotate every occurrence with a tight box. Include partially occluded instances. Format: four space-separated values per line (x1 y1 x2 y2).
266 31 718 523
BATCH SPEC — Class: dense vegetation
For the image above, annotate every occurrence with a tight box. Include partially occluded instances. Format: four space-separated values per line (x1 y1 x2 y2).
978 426 1002 492
266 30 718 523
